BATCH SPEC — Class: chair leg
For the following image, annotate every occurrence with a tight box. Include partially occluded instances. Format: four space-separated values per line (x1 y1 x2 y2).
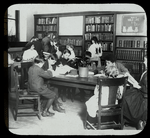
14 100 19 121
37 97 41 120
84 111 87 129
120 114 124 130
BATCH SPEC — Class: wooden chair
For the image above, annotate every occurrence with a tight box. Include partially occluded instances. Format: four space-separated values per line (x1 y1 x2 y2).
13 68 41 121
84 76 128 130
20 61 33 89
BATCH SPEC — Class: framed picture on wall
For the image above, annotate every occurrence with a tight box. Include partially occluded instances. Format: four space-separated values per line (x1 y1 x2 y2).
122 15 145 33
116 13 147 36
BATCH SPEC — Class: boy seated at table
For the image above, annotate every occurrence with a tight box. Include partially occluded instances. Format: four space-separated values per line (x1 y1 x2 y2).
28 56 65 117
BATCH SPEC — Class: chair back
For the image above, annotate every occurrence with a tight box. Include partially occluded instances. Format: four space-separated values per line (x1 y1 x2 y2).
97 77 128 107
20 62 33 89
14 68 20 100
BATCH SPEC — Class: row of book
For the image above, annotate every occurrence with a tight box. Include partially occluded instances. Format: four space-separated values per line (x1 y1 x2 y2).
37 33 55 39
74 49 82 56
59 38 82 46
116 49 144 61
36 25 57 32
119 60 144 74
85 33 113 41
85 24 113 32
37 17 57 24
85 16 114 24
101 42 113 51
86 42 113 51
117 40 147 48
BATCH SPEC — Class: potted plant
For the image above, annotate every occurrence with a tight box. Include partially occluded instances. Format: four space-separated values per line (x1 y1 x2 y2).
76 52 92 77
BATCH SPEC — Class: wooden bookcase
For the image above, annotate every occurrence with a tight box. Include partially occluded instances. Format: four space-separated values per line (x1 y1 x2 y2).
115 36 147 81
58 35 83 56
34 12 117 59
34 15 58 39
84 14 115 51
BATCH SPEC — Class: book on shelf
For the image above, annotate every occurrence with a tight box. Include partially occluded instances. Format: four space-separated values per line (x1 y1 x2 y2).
36 25 57 32
86 24 113 32
37 17 57 24
116 49 143 61
59 38 82 46
118 40 147 48
85 15 114 24
85 33 113 41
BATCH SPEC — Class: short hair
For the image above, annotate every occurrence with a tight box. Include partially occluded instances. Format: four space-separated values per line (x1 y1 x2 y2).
34 56 44 64
85 51 91 58
63 49 71 55
66 45 74 50
104 53 116 63
47 53 58 61
22 42 34 51
30 36 37 41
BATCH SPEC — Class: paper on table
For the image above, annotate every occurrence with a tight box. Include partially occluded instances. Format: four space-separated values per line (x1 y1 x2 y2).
94 74 106 77
65 74 78 77
55 65 74 75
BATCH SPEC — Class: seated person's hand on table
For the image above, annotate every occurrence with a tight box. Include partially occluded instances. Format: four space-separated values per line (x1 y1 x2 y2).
47 68 59 77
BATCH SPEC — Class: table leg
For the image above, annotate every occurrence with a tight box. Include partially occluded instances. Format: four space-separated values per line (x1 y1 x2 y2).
70 88 76 102
78 88 86 102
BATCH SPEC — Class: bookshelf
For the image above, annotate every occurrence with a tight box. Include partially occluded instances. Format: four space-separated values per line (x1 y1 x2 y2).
58 35 83 56
84 14 115 53
115 36 147 80
34 16 58 39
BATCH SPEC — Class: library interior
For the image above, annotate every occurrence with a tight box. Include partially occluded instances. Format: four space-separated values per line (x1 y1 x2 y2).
5 4 147 135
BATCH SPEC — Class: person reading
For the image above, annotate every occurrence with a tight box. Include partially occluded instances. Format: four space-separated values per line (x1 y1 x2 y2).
28 57 65 117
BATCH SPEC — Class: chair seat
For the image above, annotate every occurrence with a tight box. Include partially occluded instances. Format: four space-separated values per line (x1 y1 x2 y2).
18 90 39 98
96 107 121 116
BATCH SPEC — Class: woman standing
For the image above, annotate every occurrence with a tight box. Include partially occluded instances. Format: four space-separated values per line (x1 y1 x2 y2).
123 55 147 130
88 36 102 67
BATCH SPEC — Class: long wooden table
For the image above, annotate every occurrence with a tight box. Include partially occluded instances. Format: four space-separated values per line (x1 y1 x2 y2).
49 74 97 90
48 74 98 102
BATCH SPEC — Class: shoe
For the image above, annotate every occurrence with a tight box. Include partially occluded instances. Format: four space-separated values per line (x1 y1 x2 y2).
57 101 63 106
42 111 55 117
137 120 145 130
53 105 65 113
47 111 55 116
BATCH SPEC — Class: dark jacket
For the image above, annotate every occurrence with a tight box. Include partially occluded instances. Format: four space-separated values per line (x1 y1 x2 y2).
123 71 147 124
28 64 53 93
33 40 43 58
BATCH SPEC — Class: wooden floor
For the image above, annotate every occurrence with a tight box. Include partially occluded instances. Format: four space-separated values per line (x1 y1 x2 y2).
7 91 141 135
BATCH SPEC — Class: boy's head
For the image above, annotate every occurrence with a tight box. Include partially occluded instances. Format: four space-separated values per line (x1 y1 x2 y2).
62 49 71 59
34 56 45 67
47 53 58 65
104 53 116 67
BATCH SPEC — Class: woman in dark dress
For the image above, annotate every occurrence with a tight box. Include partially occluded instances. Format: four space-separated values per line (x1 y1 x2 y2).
123 55 147 130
